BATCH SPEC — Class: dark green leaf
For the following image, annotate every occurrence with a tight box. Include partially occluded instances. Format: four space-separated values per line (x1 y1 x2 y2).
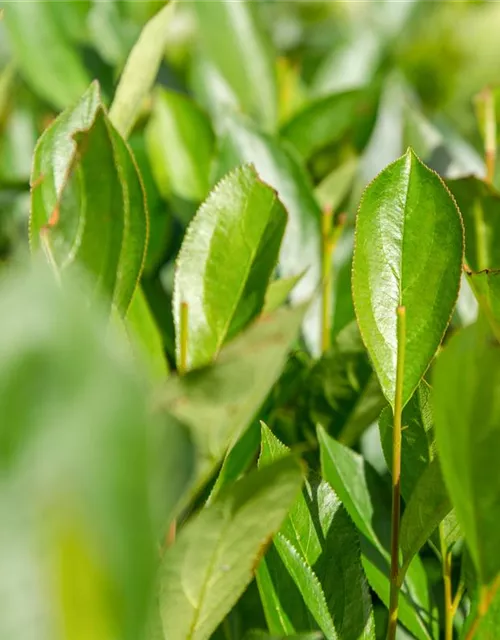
352 148 464 407
157 457 303 640
434 318 500 586
259 425 375 640
399 458 452 579
173 164 287 370
193 0 278 130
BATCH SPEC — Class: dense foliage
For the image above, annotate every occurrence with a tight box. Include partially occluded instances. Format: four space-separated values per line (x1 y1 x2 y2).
2 2 500 639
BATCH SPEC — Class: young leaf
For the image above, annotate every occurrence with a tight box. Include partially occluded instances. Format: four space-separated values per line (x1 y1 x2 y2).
146 87 215 222
263 273 304 315
157 457 303 640
109 1 176 139
352 148 463 407
434 319 500 586
193 0 278 130
30 82 148 317
156 303 306 490
173 164 287 370
259 425 375 640
215 115 322 353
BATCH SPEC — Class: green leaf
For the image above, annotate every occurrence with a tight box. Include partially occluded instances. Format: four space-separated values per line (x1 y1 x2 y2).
434 319 500 586
0 263 159 640
263 273 304 316
308 321 385 445
193 0 278 130
352 148 464 407
315 156 359 213
379 382 435 502
244 633 322 640
30 82 148 317
157 457 303 640
447 175 500 272
259 425 375 640
216 116 322 352
146 87 215 223
466 270 500 342
318 426 390 554
280 90 375 161
126 287 169 380
272 535 338 640
173 164 287 370
3 1 91 109
109 1 176 139
156 303 307 491
361 552 433 640
399 458 452 579
318 427 436 639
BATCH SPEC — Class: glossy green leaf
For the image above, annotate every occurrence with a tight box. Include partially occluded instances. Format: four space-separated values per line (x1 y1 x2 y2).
216 116 322 352
352 148 463 407
447 175 500 272
146 87 214 223
3 2 91 109
173 164 287 370
193 0 277 130
156 303 307 490
280 90 375 161
109 1 176 138
466 270 500 342
399 458 452 578
434 319 500 586
30 82 148 317
0 264 158 640
259 425 375 640
157 457 303 640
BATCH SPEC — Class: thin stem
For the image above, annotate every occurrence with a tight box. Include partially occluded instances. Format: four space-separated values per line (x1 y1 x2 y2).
321 209 346 354
451 579 465 618
387 305 406 640
179 301 189 375
321 206 334 354
477 86 497 184
440 525 454 640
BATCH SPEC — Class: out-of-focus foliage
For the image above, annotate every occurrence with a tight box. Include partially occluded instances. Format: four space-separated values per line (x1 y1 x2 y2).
2 1 500 639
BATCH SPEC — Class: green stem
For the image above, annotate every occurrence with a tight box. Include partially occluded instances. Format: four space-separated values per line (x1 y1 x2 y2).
440 525 454 640
321 207 334 354
387 305 406 640
321 209 346 354
179 301 189 375
477 86 496 184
